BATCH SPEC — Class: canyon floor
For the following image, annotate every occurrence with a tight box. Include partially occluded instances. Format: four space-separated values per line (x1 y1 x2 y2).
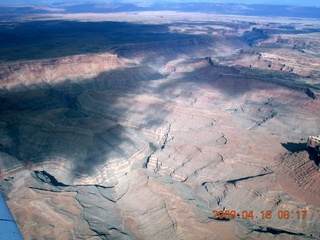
0 8 320 240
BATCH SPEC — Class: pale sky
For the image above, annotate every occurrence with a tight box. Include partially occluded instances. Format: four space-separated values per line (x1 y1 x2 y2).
1 0 320 7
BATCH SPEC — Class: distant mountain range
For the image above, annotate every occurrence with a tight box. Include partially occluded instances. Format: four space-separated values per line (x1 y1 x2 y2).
0 3 319 18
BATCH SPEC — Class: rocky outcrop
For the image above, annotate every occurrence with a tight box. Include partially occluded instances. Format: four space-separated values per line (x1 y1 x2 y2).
0 54 123 91
277 151 320 198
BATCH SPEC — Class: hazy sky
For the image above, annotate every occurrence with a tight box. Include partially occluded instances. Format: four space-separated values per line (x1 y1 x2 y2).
1 0 320 7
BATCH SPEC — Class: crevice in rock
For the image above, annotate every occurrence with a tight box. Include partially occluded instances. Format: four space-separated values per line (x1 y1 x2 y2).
215 196 222 206
161 124 171 150
33 170 69 187
144 155 151 169
252 226 306 236
220 154 224 162
75 184 115 189
29 187 64 193
144 142 158 169
94 184 114 189
250 109 278 130
163 200 177 230
212 217 230 221
226 171 273 184
96 188 117 203
305 87 317 99
114 186 129 203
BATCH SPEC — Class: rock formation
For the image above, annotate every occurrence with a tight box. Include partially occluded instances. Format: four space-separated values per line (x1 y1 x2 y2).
0 11 319 240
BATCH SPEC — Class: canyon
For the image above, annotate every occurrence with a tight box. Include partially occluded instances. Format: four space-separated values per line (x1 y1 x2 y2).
0 6 320 240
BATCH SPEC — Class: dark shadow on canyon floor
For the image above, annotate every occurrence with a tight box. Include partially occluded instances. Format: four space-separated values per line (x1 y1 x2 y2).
0 20 209 62
2 17 319 63
281 142 307 153
307 149 320 167
0 66 169 176
282 142 320 166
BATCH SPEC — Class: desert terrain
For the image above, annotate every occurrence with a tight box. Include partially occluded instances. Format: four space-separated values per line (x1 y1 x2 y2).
0 3 319 240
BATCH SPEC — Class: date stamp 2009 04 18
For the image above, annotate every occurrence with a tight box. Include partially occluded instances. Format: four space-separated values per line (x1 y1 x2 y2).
212 210 308 220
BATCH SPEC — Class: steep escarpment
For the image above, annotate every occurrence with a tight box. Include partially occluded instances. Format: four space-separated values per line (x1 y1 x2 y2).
114 35 245 67
277 150 320 202
227 29 320 94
